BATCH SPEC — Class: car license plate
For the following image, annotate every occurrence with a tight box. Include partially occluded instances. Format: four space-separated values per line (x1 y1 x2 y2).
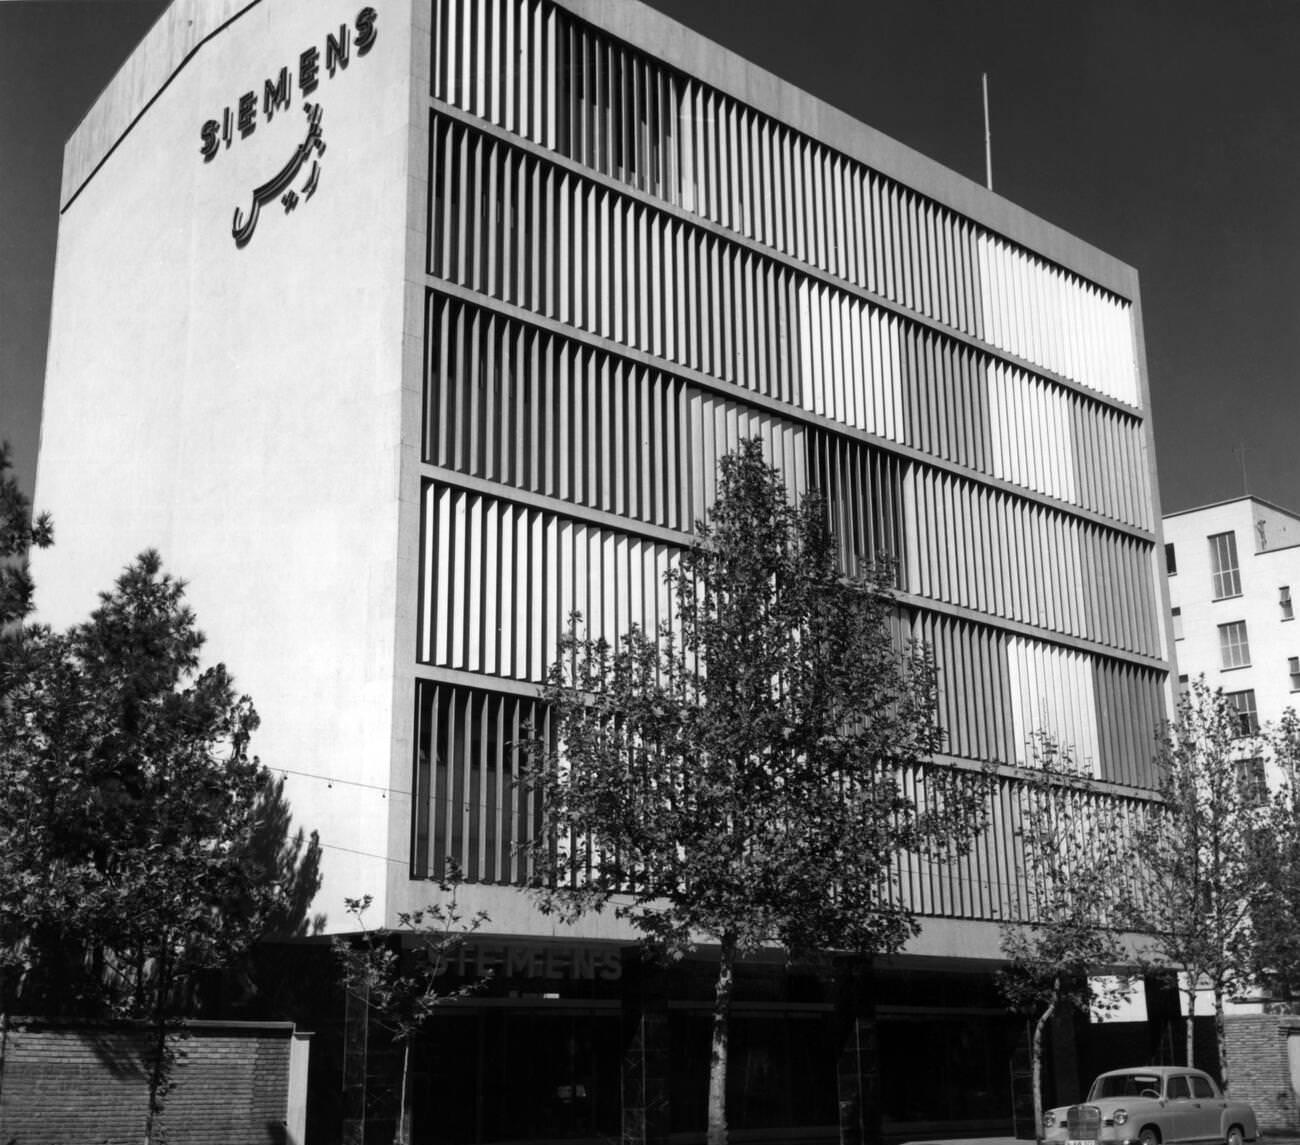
1068 1139 1096 1145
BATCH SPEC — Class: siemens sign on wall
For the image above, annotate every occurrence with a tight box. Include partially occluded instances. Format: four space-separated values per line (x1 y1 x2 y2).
198 6 378 246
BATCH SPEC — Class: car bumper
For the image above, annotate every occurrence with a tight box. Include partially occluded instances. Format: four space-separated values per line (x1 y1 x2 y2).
1044 1132 1145 1145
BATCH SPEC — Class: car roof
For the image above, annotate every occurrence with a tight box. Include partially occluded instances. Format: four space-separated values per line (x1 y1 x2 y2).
1100 1067 1211 1079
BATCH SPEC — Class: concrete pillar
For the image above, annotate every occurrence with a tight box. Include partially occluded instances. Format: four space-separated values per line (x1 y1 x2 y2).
1144 970 1184 1065
834 957 881 1145
621 948 670 1145
341 981 368 1145
286 1029 313 1145
1047 990 1085 1108
1011 1021 1036 1140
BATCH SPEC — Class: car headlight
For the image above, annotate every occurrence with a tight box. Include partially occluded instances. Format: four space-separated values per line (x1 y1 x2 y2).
1044 1112 1058 1130
1114 1109 1129 1126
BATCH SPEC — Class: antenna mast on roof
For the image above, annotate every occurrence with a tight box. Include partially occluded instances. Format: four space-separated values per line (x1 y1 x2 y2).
982 73 993 191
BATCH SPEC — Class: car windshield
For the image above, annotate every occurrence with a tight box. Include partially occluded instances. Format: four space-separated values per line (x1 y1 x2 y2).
1090 1074 1162 1100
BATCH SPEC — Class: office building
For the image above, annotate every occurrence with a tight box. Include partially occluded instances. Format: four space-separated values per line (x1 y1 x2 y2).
34 0 1174 1138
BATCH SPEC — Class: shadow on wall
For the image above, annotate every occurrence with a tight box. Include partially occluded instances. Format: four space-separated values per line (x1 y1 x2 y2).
0 1021 307 1145
86 1025 152 1079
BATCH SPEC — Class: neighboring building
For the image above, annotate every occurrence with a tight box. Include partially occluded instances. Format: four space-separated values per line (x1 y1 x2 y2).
1164 497 1300 752
1161 498 1300 1026
33 0 1174 1139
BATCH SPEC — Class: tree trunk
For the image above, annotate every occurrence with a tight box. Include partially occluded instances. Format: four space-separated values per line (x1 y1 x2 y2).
706 932 737 1145
143 951 174 1145
395 1039 411 1145
0 1007 8 1113
1213 983 1228 1092
1032 980 1059 1144
143 1018 169 1145
1183 976 1198 1070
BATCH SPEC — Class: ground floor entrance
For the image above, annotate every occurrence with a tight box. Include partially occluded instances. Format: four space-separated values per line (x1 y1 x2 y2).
244 937 1175 1145
408 1005 845 1144
338 937 1066 1145
415 1008 623 1142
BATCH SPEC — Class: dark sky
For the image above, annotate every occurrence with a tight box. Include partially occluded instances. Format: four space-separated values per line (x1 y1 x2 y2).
3 0 1298 515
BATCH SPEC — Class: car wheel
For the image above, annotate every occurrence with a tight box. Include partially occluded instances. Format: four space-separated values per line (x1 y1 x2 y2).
1139 1127 1161 1145
1226 1126 1244 1145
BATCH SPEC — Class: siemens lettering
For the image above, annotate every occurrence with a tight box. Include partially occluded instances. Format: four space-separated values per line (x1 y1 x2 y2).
449 943 623 982
200 7 376 162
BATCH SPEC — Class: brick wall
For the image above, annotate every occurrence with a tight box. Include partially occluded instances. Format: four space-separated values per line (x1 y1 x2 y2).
0 1019 306 1145
1224 1015 1300 1133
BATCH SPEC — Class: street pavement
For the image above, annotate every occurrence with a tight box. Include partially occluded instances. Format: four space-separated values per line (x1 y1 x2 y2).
899 1138 1022 1145
899 1138 1300 1145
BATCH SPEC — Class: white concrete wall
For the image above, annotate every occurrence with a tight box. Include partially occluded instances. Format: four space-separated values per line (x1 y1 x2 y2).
34 0 415 929
1165 499 1300 766
1256 501 1300 555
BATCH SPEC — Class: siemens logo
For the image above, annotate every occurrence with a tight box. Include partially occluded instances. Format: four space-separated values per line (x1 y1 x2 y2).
199 6 377 163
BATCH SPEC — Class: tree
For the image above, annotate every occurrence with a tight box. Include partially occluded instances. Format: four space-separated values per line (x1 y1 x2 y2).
334 874 489 1145
0 550 304 1140
1127 678 1265 1088
526 438 989 1145
242 773 326 940
998 734 1135 1137
1246 709 1300 1009
0 440 53 629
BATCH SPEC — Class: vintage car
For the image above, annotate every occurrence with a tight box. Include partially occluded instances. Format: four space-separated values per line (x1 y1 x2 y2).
1042 1066 1258 1145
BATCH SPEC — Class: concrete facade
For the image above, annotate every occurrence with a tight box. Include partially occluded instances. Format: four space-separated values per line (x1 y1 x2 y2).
35 0 1176 939
38 0 415 919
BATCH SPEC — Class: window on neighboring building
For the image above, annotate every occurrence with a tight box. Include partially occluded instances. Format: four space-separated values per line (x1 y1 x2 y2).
1227 689 1260 737
1219 620 1251 669
1209 531 1241 598
1235 755 1267 803
1165 542 1177 575
1290 656 1300 691
1282 585 1294 621
1171 606 1184 641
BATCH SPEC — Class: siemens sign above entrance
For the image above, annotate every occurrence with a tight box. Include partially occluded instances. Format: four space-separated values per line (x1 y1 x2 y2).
447 942 623 982
198 6 377 163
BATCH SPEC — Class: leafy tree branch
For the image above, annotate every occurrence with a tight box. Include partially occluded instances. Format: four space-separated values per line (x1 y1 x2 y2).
334 873 489 1145
525 438 990 1145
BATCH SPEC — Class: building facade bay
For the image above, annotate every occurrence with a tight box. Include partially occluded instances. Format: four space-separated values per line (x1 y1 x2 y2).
1165 497 1300 763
